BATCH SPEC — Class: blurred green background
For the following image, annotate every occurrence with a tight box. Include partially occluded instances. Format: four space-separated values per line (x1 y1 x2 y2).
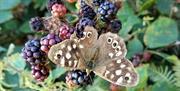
0 0 180 91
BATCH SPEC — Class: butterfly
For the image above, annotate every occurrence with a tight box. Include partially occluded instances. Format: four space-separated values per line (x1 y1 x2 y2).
48 26 139 87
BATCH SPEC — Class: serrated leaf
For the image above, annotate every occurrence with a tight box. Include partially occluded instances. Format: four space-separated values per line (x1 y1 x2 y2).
127 37 144 58
144 16 178 48
0 0 21 10
0 10 13 24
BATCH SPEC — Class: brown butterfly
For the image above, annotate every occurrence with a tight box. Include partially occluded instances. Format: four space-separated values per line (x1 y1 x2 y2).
48 26 139 87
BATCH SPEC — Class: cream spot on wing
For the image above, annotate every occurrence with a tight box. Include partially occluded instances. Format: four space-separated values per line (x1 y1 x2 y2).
73 44 77 49
66 52 71 59
116 51 122 56
110 74 115 79
79 44 84 49
60 57 65 67
67 46 72 51
104 70 110 77
68 61 72 67
115 69 122 76
120 64 126 68
58 50 63 55
54 56 58 60
116 59 121 63
61 44 65 49
116 76 123 84
109 63 114 67
108 53 114 58
74 60 78 67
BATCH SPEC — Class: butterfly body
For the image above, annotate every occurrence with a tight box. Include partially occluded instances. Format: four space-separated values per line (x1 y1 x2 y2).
48 26 139 87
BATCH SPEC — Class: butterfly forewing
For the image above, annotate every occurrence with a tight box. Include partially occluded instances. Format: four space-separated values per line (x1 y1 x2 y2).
48 39 86 69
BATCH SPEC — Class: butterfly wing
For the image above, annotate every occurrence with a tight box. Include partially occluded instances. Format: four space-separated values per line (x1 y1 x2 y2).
48 39 86 69
93 32 139 86
93 57 139 87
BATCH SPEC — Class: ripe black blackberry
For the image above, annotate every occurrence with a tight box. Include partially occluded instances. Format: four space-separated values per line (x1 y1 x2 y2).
47 0 62 11
29 17 45 32
92 0 105 6
110 19 122 33
80 2 96 19
31 64 49 82
65 70 95 87
40 33 61 53
22 39 46 65
97 1 118 22
76 18 95 38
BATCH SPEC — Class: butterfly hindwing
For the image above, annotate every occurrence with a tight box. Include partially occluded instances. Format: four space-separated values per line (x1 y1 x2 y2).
94 57 139 87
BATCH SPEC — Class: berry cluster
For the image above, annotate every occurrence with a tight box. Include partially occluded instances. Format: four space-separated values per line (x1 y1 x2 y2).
75 0 122 38
29 17 45 32
97 1 118 22
31 64 49 82
66 70 95 87
59 24 74 40
40 33 62 53
22 39 49 81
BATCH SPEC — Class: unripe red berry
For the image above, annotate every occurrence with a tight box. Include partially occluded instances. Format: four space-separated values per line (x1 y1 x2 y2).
51 4 67 17
66 0 76 3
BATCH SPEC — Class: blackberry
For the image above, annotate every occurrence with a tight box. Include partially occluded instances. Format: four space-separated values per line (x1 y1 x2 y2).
92 0 105 6
40 33 61 53
110 19 122 33
97 1 118 22
21 39 46 65
29 17 44 32
59 25 74 40
131 54 143 67
65 70 95 87
31 64 49 82
47 0 62 11
76 18 95 38
143 52 152 61
80 2 96 19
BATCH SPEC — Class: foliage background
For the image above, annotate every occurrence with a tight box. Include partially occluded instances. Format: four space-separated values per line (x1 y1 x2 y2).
0 0 180 91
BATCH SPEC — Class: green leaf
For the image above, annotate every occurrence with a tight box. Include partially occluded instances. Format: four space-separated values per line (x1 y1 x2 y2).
2 71 19 88
117 2 141 38
65 14 79 25
151 81 178 91
127 64 149 91
0 46 6 52
4 53 26 74
0 10 13 24
6 43 15 56
127 37 144 58
47 67 66 82
63 1 77 12
144 16 178 48
19 21 32 33
87 77 110 91
156 0 174 15
0 0 21 10
148 65 177 90
139 0 155 12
